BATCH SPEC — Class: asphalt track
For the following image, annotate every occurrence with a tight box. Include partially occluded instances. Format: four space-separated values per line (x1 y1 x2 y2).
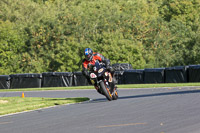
1 86 200 133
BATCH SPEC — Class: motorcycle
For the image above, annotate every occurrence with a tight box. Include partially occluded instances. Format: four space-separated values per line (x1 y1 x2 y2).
88 60 118 101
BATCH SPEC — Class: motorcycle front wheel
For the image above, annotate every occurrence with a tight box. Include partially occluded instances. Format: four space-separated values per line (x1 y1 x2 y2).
99 81 112 101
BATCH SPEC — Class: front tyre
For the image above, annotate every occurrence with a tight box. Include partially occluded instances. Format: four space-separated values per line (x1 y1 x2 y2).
100 81 112 101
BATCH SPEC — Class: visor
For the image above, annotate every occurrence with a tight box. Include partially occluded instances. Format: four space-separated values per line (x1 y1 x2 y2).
85 54 90 60
85 54 93 61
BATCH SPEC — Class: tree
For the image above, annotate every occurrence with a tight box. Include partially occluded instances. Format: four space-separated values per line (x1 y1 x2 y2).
0 20 27 74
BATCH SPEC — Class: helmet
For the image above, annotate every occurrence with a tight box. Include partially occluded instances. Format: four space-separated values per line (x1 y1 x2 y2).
84 48 93 61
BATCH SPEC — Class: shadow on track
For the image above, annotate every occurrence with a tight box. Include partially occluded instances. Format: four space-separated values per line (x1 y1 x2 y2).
86 89 200 103
118 89 200 100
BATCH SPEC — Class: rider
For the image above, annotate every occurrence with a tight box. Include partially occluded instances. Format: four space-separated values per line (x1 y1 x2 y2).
82 48 116 95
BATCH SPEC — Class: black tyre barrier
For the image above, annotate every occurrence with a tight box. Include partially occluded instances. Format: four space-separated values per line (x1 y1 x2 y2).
42 72 73 87
10 73 42 89
165 66 188 83
2 64 200 89
188 65 200 82
73 72 89 86
123 69 144 84
0 75 10 89
114 71 125 84
144 68 165 83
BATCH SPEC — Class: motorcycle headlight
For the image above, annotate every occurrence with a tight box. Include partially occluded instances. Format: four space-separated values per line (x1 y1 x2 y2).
98 68 104 73
90 73 97 78
105 72 108 76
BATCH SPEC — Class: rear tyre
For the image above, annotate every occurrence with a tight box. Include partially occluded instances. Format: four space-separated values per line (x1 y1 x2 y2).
100 81 112 101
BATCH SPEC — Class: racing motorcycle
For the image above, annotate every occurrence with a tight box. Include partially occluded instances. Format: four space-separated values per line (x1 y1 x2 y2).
88 60 118 101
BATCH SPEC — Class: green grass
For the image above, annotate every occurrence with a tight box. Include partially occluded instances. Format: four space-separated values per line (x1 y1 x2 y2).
0 97 90 115
1 83 200 92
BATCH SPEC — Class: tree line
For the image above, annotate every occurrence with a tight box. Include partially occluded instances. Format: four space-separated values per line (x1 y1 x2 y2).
0 0 200 75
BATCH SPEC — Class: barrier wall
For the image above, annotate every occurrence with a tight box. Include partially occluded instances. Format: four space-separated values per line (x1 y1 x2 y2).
42 72 73 87
0 75 10 89
114 71 125 84
10 73 42 89
144 68 165 83
1 64 200 89
165 66 188 83
123 70 144 84
188 65 200 82
73 72 89 86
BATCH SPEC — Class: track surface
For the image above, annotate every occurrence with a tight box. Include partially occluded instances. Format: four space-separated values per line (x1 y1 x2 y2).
1 87 200 133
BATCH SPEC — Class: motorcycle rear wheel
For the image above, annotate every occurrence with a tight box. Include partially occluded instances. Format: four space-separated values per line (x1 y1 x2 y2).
100 81 112 101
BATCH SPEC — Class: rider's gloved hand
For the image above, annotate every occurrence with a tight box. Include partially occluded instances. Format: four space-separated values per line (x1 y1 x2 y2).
82 70 92 85
86 77 92 85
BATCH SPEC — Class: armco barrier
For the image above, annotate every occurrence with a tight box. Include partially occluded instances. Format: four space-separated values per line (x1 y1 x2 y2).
0 75 10 89
144 68 165 83
188 65 200 82
123 69 144 84
165 66 188 83
42 72 73 87
10 73 42 89
73 72 89 86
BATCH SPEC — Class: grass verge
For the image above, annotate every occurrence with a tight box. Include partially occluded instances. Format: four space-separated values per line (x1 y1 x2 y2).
0 97 90 116
0 83 200 92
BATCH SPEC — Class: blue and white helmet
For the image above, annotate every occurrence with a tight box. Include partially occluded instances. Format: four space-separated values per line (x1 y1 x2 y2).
84 48 93 61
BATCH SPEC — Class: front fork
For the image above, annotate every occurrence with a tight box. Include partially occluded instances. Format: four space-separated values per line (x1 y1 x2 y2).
92 72 115 94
